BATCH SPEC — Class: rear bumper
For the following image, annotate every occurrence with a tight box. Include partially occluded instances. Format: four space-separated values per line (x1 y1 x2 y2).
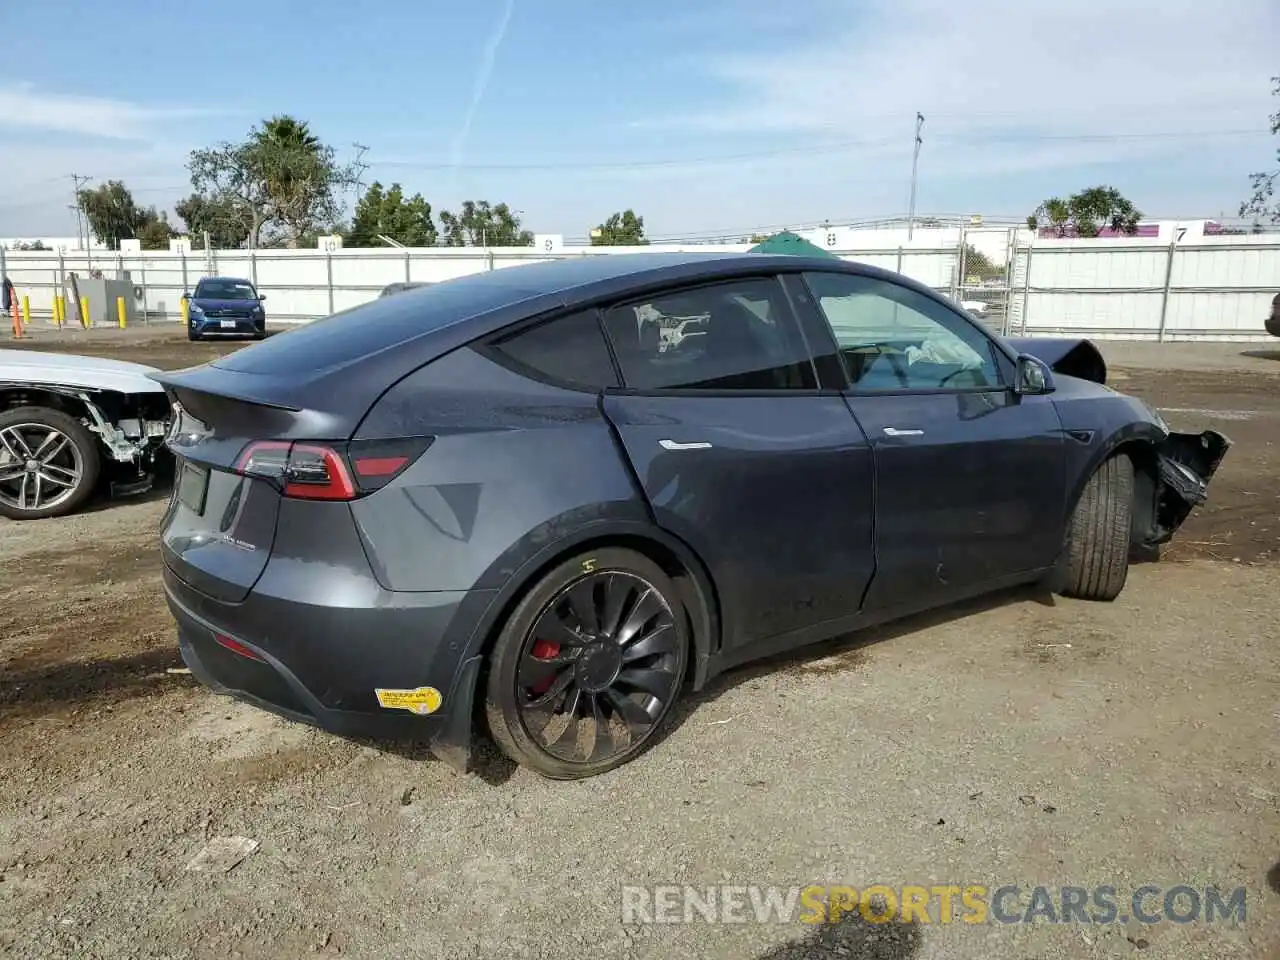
162 562 496 768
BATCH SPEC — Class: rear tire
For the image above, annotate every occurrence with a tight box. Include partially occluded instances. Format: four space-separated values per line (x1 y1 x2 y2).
484 547 688 780
0 406 101 520
1059 453 1134 601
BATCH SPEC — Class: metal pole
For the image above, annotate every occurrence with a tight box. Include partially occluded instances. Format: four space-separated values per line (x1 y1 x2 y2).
141 265 149 325
57 250 65 314
326 251 335 315
952 227 967 300
1156 236 1177 342
1019 246 1034 335
250 249 258 288
895 245 904 274
404 250 411 283
1001 228 1015 336
204 230 213 276
906 112 924 241
180 251 188 296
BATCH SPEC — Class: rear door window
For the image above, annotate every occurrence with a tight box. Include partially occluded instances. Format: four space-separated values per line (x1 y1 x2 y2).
486 310 620 389
600 278 817 391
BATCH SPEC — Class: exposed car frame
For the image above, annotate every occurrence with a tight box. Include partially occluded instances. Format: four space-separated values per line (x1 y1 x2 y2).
0 350 172 519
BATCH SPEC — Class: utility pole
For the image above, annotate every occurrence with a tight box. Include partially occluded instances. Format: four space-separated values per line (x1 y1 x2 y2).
906 113 924 241
69 174 92 252
352 142 370 194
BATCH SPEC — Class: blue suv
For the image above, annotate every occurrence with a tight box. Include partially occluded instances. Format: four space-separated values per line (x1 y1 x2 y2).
186 277 267 341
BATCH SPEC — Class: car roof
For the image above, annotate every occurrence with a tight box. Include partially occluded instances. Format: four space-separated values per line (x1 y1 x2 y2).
213 252 870 375
197 276 254 285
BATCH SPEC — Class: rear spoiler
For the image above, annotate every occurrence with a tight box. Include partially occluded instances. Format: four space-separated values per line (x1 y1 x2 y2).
149 367 302 412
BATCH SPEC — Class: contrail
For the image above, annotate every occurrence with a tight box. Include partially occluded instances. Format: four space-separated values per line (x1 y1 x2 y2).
449 0 515 174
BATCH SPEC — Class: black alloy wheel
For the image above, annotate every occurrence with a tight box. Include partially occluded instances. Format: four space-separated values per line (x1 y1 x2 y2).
485 548 688 779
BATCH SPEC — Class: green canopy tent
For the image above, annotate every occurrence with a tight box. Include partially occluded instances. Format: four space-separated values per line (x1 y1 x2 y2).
747 230 840 258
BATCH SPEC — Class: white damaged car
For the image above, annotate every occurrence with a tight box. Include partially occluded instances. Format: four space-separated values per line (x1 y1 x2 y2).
0 350 172 520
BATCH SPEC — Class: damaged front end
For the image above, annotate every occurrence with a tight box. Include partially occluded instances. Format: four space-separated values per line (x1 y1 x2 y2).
77 390 173 497
1145 429 1232 546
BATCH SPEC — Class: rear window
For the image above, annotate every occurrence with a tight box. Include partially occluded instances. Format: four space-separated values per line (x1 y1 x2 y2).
213 277 544 375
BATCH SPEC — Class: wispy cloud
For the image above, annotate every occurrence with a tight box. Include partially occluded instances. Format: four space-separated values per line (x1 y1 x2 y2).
448 0 516 172
636 0 1278 173
0 82 224 141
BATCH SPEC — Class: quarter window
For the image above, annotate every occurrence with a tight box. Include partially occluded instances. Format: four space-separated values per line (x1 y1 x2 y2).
803 272 1002 391
487 310 620 389
601 279 817 391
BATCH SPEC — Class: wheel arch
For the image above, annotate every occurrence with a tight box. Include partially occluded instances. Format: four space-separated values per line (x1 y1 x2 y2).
1064 423 1165 549
463 520 722 693
0 384 82 415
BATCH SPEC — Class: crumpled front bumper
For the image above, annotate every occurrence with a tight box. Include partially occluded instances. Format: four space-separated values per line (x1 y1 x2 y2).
1148 429 1232 545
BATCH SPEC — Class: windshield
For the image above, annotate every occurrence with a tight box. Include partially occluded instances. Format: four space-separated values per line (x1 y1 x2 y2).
194 279 258 300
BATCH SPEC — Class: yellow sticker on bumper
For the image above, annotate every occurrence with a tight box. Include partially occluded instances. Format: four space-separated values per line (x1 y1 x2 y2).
374 686 443 716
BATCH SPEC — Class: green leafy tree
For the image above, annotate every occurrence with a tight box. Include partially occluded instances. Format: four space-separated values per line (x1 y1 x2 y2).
175 193 249 249
1028 186 1142 237
590 209 647 245
13 240 48 251
348 182 438 247
251 115 356 247
1240 75 1280 226
439 200 532 247
76 180 146 249
135 209 176 250
186 115 357 248
961 244 1003 281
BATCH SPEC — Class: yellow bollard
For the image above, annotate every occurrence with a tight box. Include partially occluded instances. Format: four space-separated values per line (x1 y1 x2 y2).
54 295 64 326
180 298 189 323
116 296 127 329
21 296 30 329
79 296 90 329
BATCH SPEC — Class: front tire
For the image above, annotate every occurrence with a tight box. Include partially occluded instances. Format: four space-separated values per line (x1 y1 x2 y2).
484 548 688 780
0 406 101 520
1059 453 1134 601
187 326 202 342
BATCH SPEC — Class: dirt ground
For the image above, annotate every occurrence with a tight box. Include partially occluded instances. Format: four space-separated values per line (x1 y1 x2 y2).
1 327 1277 960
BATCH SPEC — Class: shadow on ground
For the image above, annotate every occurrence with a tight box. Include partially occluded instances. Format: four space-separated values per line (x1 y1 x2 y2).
657 582 1055 751
752 913 924 959
0 646 188 720
1241 349 1280 362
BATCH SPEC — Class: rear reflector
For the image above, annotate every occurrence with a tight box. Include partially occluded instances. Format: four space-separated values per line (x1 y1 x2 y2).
214 633 265 662
234 437 432 500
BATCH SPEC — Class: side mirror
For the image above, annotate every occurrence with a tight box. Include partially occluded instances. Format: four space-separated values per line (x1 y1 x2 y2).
1013 354 1055 395
258 294 267 301
182 291 192 300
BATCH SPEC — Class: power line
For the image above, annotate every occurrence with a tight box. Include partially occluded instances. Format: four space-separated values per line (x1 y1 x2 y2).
369 128 1269 173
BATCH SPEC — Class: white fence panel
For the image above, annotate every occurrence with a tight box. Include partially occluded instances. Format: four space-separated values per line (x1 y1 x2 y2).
2 236 1278 341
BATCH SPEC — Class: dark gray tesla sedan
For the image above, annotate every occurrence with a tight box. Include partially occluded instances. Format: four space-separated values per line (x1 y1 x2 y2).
153 253 1229 780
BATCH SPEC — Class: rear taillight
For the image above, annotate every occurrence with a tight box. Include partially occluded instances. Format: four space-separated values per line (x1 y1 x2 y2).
234 437 432 500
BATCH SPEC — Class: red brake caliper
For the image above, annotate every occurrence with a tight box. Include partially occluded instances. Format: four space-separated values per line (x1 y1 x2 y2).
529 640 561 696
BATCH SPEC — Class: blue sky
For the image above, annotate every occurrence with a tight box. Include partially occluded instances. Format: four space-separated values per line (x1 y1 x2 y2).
0 0 1276 241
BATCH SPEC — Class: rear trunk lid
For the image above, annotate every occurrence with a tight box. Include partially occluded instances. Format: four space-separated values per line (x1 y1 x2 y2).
153 368 355 604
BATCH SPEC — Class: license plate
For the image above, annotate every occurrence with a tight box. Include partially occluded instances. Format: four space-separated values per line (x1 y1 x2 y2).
178 461 209 514
220 320 237 329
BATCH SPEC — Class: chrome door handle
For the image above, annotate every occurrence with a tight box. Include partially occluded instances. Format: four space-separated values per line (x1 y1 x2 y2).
882 427 924 437
659 439 713 451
